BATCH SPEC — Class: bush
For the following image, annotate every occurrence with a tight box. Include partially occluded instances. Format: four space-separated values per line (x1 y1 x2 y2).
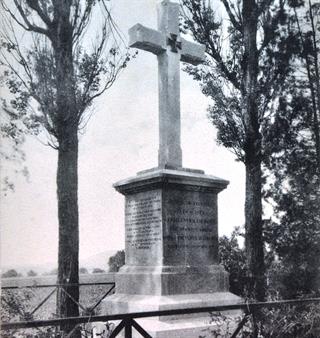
92 268 105 274
1 288 34 323
27 270 37 277
108 250 125 272
205 303 320 338
257 303 320 338
2 269 21 278
79 267 88 274
219 228 248 297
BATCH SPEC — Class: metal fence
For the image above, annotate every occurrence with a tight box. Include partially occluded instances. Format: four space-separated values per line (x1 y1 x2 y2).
1 282 115 328
2 297 320 338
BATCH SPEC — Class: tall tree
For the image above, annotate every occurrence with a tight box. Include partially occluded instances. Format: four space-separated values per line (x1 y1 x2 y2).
181 0 293 300
264 78 320 298
264 0 320 299
293 0 320 170
0 0 131 334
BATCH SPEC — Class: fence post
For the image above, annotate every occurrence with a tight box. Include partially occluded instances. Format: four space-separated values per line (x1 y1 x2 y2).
230 314 250 338
124 319 132 338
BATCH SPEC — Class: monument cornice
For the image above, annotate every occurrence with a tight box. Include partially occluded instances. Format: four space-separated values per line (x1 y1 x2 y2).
113 168 229 195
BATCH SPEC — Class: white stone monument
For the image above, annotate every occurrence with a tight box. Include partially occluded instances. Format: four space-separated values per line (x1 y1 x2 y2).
103 1 241 336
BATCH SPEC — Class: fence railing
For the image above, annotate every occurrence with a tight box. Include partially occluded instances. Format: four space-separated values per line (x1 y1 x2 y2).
1 282 115 321
2 297 320 338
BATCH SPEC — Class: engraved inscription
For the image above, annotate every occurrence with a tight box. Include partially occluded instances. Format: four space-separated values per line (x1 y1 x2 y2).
164 197 217 250
126 193 162 250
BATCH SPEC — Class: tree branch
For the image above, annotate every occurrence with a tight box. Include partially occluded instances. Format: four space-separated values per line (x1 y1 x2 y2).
206 41 241 90
72 1 94 43
220 0 242 32
258 0 284 54
181 0 241 89
83 52 127 109
1 1 30 32
71 0 81 31
13 0 49 36
257 0 272 17
26 0 52 27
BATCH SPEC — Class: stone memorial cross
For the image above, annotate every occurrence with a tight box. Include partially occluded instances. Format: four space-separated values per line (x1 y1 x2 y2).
104 4 241 332
129 0 205 168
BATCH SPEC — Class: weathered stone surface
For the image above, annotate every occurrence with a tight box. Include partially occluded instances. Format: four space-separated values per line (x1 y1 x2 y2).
157 0 180 35
114 168 229 194
115 265 229 296
162 188 218 266
181 38 206 65
125 189 163 266
109 169 230 297
129 24 166 55
115 169 228 269
103 167 241 336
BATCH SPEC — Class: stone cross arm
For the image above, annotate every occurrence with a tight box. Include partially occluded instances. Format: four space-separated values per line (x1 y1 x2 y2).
129 24 166 55
129 23 205 66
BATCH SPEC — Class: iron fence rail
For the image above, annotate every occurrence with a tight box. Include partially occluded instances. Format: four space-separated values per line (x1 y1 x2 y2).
2 282 115 290
2 297 320 331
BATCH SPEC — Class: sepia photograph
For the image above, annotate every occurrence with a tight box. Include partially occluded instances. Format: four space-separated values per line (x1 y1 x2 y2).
1 0 319 337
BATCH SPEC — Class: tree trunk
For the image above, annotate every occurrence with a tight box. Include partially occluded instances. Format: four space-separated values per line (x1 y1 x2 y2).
56 128 80 331
308 0 320 172
245 158 265 301
51 4 81 336
242 0 266 302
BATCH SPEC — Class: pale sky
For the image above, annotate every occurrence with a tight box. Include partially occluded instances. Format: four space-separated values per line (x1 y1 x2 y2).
0 0 245 269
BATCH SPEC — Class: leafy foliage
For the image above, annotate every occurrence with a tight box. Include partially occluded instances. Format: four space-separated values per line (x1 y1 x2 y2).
219 228 248 297
180 0 300 302
108 250 125 273
257 304 320 338
204 303 320 338
181 0 295 162
0 0 135 186
1 289 34 328
202 312 251 338
0 23 132 148
181 0 320 303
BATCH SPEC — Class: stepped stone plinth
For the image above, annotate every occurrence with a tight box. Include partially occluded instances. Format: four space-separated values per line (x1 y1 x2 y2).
103 169 241 337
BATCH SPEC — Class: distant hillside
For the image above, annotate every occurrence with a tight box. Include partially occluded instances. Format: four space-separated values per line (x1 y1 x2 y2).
1 249 122 276
80 250 119 271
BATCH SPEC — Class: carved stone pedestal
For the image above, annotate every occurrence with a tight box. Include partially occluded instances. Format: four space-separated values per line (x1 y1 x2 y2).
103 168 242 337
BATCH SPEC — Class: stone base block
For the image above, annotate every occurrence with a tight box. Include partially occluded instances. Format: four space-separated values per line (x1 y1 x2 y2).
116 265 229 295
103 292 242 318
102 293 243 337
130 315 242 338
